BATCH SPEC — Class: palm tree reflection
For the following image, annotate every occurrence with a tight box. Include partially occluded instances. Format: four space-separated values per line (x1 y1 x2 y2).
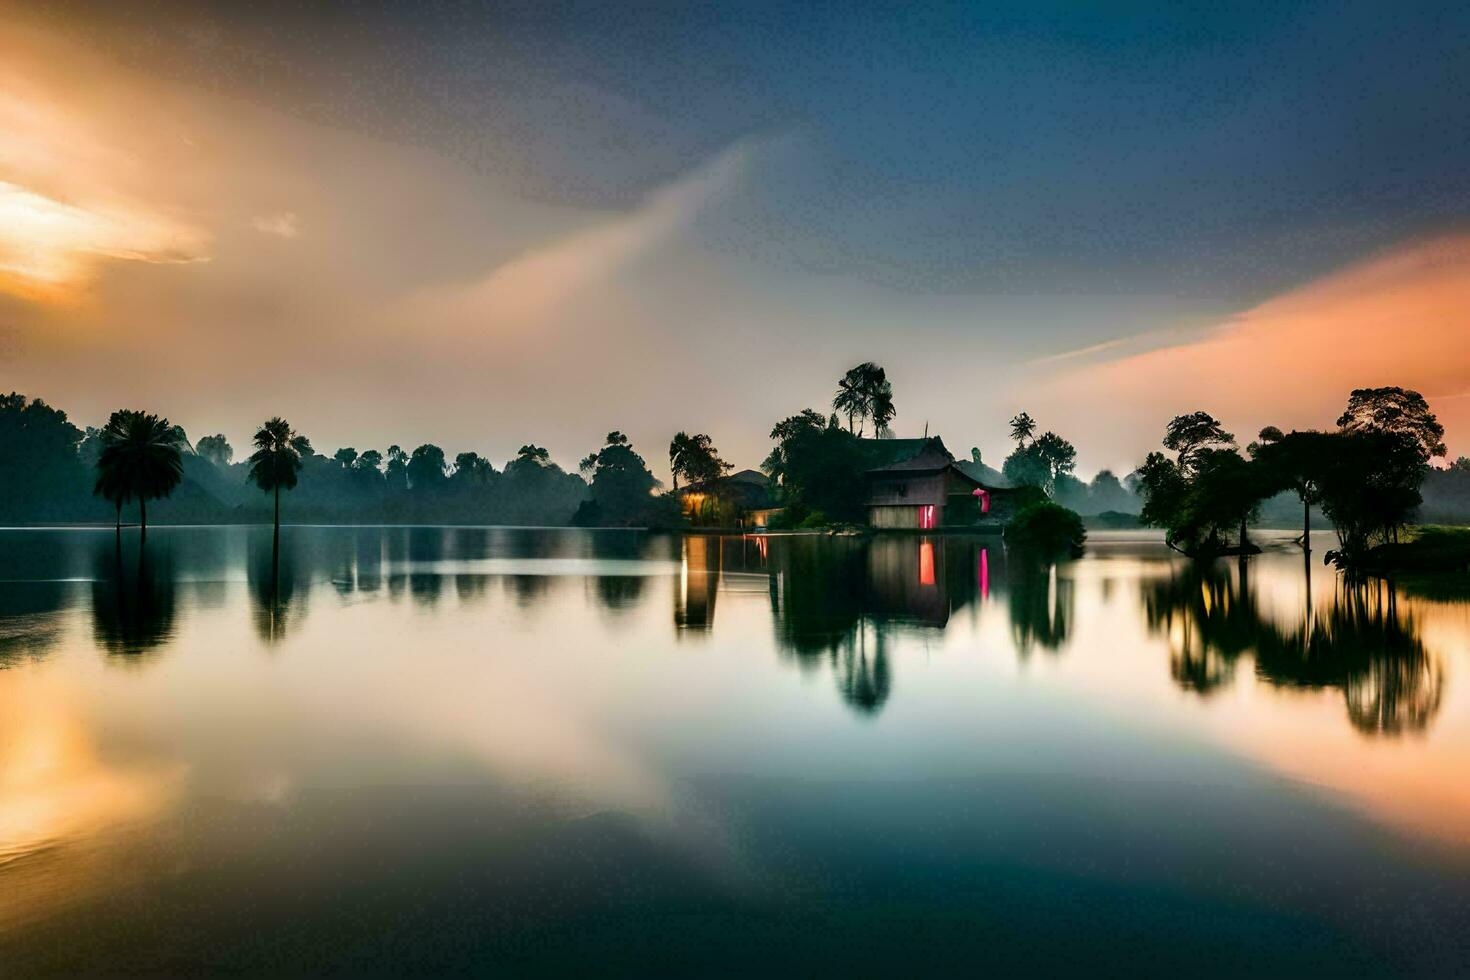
91 536 176 665
247 532 309 645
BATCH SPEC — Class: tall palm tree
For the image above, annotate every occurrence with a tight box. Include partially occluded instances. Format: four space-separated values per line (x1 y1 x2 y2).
1009 412 1037 446
833 367 867 433
834 362 894 436
668 432 695 491
248 417 305 544
93 409 185 536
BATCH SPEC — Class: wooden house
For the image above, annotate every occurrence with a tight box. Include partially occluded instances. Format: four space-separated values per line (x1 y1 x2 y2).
864 437 1019 529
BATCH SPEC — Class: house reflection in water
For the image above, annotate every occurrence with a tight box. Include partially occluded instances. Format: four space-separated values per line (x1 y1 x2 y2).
674 535 772 633
863 535 986 629
676 532 1007 714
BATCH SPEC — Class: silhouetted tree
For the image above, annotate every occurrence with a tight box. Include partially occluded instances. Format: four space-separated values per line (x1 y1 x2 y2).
1009 411 1037 446
576 432 661 525
406 444 449 491
92 409 185 535
1163 411 1235 474
452 452 495 484
248 417 306 542
762 409 869 523
1137 414 1269 556
761 410 827 486
669 431 729 489
333 446 358 468
385 444 409 492
833 362 894 435
1336 386 1447 461
1002 442 1052 489
1250 429 1336 550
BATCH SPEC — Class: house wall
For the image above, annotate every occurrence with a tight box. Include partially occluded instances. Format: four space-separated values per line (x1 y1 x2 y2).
869 504 944 529
867 472 947 508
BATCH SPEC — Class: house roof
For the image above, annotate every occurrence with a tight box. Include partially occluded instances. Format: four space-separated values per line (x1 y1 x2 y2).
727 468 770 487
865 436 954 474
953 456 1011 488
864 435 1017 492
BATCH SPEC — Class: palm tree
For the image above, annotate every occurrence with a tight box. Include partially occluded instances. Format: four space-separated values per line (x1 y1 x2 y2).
92 409 184 536
1009 412 1037 446
248 417 306 544
833 362 894 436
834 368 866 433
668 432 696 491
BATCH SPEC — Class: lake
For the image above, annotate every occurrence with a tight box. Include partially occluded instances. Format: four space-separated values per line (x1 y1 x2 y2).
2 526 1469 975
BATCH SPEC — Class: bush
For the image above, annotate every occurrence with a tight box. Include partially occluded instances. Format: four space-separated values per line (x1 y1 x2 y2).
797 509 831 530
1005 501 1086 558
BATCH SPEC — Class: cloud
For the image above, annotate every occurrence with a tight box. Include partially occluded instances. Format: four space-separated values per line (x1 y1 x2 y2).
251 212 300 238
0 32 210 299
409 140 752 331
1032 235 1470 467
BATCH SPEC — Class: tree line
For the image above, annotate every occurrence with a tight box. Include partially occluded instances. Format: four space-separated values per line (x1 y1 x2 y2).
1134 387 1451 565
4 375 1466 534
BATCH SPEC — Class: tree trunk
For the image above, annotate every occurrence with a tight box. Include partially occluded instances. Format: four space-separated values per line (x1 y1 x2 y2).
1238 514 1247 551
1302 497 1311 553
115 500 122 532
139 496 147 539
273 484 281 550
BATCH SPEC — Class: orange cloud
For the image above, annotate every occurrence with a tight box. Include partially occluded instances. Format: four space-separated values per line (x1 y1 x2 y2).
0 29 210 300
1035 235 1470 466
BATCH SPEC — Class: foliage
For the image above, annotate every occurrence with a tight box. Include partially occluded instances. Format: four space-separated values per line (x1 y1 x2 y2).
248 418 306 497
578 432 660 525
1336 386 1446 462
406 444 449 491
668 431 730 490
1008 412 1036 445
0 393 91 522
1002 442 1051 488
1004 501 1086 558
762 409 870 522
1136 415 1269 556
1316 430 1427 561
93 409 186 529
197 434 234 467
1163 411 1234 474
1002 428 1076 493
832 362 895 436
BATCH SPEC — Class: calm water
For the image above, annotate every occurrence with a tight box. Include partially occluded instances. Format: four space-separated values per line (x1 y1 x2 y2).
2 526 1469 975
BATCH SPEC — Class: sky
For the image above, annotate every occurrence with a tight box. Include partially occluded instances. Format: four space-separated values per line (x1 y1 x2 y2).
3 1 1469 479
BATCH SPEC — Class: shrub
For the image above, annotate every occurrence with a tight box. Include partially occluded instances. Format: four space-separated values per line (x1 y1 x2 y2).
1005 501 1086 558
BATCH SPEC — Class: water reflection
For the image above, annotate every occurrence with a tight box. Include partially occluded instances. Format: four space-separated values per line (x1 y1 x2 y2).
247 534 309 645
1145 557 1446 735
5 527 1470 972
90 538 177 664
1008 558 1074 656
0 525 1455 733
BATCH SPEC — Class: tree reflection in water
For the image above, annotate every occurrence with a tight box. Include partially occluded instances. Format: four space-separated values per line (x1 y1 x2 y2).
759 534 997 716
247 532 309 646
1007 558 1074 657
1145 559 1444 735
91 536 177 665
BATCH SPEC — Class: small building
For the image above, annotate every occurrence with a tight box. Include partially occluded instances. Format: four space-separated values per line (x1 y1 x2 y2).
677 469 781 527
865 437 1019 529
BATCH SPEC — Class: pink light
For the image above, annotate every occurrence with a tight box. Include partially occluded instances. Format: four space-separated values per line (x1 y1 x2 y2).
973 488 990 514
919 542 935 586
980 548 989 598
919 504 936 529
